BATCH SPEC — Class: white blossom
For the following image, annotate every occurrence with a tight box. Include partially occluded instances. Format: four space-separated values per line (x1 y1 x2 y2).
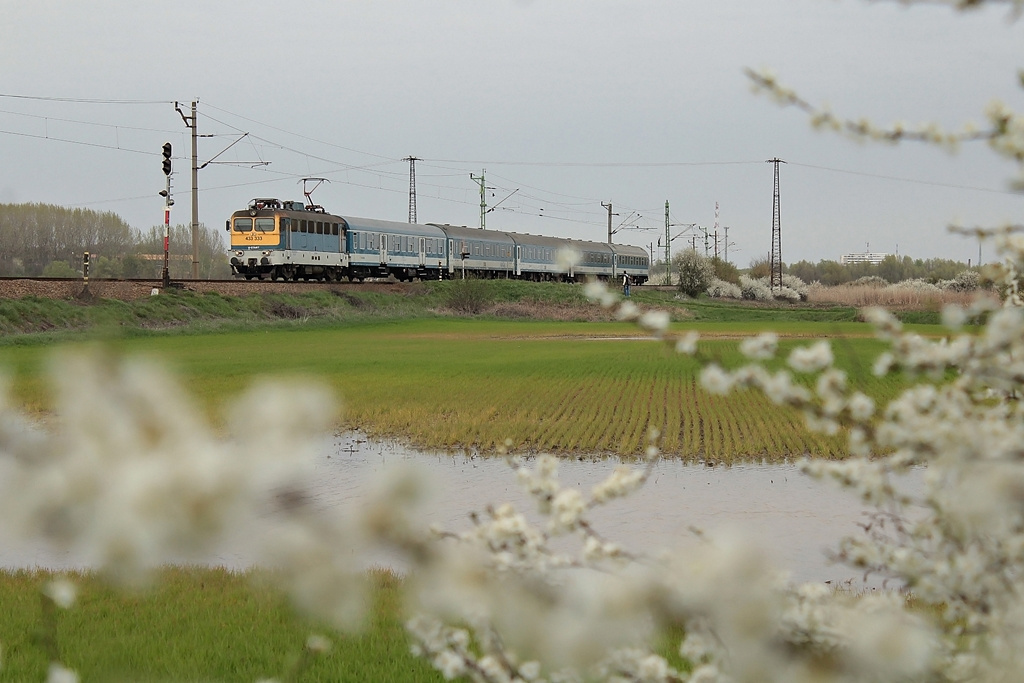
787 340 834 373
46 663 79 683
637 310 671 335
43 578 77 609
739 332 778 360
675 331 700 355
699 365 733 395
556 248 582 270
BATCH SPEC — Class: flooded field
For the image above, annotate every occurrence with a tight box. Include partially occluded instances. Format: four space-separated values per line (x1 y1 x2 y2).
1 432 922 586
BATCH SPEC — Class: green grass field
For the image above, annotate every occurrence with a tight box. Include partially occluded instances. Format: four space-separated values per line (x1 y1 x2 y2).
0 314 915 461
0 567 442 682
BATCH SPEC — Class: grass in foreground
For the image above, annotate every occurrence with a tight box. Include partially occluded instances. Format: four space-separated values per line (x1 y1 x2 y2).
0 567 441 682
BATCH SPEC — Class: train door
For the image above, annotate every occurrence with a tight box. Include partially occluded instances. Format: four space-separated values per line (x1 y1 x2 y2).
448 239 455 274
515 245 521 276
380 234 388 264
612 252 618 280
418 237 425 267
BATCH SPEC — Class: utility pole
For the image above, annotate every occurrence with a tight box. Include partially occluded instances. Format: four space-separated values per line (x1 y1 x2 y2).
767 157 786 291
723 226 731 264
470 170 491 229
714 201 719 260
404 156 420 223
602 201 617 243
176 101 199 279
664 201 670 283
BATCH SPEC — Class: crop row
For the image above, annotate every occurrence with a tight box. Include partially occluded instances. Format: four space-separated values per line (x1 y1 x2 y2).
0 319 906 462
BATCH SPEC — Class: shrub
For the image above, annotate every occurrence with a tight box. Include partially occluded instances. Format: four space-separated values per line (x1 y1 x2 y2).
945 269 981 292
705 278 741 299
851 275 888 288
890 278 941 293
710 257 741 284
747 256 772 279
41 260 79 278
781 274 809 301
738 274 772 301
444 277 493 314
673 249 715 297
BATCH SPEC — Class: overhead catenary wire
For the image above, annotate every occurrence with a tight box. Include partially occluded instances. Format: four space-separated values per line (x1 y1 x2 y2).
0 93 172 105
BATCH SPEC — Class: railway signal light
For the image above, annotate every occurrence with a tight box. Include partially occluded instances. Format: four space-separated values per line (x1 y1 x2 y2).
161 142 172 175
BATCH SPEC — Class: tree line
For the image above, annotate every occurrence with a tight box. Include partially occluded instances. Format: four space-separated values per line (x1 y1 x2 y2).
782 255 976 286
0 203 230 278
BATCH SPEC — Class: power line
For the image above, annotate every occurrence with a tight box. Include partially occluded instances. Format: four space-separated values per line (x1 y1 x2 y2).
427 158 764 168
0 93 172 105
0 128 158 156
0 108 183 135
787 161 1021 196
202 101 395 162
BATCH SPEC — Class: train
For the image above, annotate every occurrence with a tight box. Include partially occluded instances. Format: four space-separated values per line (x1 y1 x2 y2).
226 197 650 284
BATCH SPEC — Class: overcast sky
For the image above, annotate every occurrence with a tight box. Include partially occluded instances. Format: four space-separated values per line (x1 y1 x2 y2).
1 0 1021 266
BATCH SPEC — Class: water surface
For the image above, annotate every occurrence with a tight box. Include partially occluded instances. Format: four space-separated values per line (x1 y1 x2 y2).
2 432 920 586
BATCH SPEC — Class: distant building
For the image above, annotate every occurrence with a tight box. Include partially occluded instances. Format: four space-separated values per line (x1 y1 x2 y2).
839 252 889 266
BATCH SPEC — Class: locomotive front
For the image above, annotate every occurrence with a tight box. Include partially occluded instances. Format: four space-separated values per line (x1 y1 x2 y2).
226 198 349 281
227 198 285 280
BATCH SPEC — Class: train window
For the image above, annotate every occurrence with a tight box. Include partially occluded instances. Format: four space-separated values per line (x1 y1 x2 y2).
255 218 275 232
332 223 339 236
233 217 253 232
314 221 321 235
289 219 297 233
299 220 307 233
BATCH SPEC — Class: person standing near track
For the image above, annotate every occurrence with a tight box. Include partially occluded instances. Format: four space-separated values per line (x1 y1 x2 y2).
622 271 631 297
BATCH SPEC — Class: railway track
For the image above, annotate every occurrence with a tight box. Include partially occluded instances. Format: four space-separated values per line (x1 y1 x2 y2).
0 276 674 302
0 276 412 302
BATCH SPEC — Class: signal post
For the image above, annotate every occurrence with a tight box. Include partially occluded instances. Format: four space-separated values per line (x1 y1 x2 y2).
159 142 174 287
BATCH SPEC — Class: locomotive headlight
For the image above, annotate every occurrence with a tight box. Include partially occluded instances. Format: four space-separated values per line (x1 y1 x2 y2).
234 250 243 257
263 251 271 256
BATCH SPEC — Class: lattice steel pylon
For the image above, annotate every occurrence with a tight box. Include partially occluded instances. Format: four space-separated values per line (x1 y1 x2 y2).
404 156 420 223
767 158 786 291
